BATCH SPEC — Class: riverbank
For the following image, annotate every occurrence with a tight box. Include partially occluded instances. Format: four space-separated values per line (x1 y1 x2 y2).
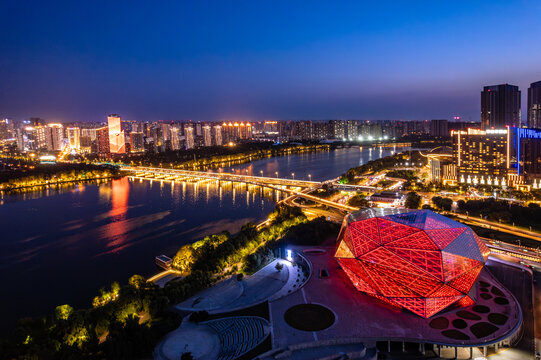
0 147 400 341
0 204 339 359
123 143 331 171
0 162 120 193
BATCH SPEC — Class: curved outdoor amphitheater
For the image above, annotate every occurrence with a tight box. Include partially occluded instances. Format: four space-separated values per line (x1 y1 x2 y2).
155 316 270 360
155 209 526 360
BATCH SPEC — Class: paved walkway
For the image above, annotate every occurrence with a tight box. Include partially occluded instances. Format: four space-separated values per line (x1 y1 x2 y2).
270 246 523 349
154 323 220 360
175 259 293 313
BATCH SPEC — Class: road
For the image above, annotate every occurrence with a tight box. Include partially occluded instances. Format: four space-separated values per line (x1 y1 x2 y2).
445 212 541 243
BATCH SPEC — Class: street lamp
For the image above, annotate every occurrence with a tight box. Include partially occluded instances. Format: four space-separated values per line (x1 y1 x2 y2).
308 174 312 181
260 170 263 177
275 171 278 178
292 172 295 180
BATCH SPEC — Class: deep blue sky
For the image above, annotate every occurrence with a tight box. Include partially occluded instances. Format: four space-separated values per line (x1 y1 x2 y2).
1 1 540 122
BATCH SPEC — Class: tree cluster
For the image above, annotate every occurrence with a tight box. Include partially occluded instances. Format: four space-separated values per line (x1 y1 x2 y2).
405 191 422 209
456 198 541 230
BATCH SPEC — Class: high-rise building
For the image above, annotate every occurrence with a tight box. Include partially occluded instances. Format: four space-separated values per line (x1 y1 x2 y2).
430 119 449 137
184 125 194 149
170 126 181 150
130 132 145 152
35 123 64 151
263 121 278 137
346 120 358 140
528 81 541 129
0 119 9 140
331 120 346 140
17 126 39 152
481 84 521 129
107 114 126 154
452 128 510 186
81 127 98 141
203 125 212 147
96 126 110 156
66 127 80 150
514 127 541 187
213 125 223 145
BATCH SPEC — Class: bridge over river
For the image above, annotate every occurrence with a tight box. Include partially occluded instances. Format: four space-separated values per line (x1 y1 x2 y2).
120 166 360 211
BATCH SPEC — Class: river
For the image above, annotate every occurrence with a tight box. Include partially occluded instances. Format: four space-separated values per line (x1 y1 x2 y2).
0 145 408 335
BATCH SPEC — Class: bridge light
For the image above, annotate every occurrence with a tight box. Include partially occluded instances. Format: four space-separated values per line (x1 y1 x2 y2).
286 249 293 261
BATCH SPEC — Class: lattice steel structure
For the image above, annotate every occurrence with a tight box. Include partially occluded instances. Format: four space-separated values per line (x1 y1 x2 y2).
335 209 490 318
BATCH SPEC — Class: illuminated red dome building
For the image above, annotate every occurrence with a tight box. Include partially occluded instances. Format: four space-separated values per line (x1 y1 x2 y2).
335 209 490 318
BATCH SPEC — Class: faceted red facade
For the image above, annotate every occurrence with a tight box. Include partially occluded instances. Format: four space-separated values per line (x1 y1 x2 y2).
335 210 490 318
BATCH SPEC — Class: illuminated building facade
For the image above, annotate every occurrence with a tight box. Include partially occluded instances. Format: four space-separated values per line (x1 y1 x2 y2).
331 120 346 139
515 127 541 188
335 209 489 318
107 114 126 154
96 126 110 156
221 122 252 142
346 120 358 140
528 80 541 129
130 132 145 153
66 127 80 150
184 125 194 149
203 125 212 147
481 84 521 130
452 128 510 186
213 125 223 145
170 126 181 150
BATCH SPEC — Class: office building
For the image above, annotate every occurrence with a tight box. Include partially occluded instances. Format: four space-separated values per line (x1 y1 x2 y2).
107 114 126 154
481 84 521 129
452 128 510 186
528 81 541 129
514 127 541 188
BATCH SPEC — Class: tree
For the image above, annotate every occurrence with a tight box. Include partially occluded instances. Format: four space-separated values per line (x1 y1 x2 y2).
441 198 453 211
347 194 369 208
128 275 146 289
405 192 422 209
431 196 443 209
55 304 74 321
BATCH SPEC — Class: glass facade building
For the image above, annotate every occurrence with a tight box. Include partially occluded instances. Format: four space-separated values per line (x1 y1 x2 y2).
335 210 489 318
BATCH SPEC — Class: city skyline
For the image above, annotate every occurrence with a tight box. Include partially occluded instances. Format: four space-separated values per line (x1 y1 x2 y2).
1 1 541 122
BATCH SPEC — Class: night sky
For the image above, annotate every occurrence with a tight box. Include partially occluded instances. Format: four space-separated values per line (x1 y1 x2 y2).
1 1 540 122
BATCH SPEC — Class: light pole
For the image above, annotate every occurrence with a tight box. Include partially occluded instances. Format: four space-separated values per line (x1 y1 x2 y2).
308 174 312 181
275 171 278 178
292 172 295 180
260 170 263 177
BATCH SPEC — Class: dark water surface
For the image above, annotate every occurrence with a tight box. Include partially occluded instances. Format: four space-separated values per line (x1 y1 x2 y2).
0 146 407 335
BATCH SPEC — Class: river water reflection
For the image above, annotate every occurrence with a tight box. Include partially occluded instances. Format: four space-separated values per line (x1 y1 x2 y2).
0 145 408 335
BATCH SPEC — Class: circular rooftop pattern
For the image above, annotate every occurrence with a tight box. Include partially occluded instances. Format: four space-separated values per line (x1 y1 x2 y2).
284 304 335 331
439 279 516 342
